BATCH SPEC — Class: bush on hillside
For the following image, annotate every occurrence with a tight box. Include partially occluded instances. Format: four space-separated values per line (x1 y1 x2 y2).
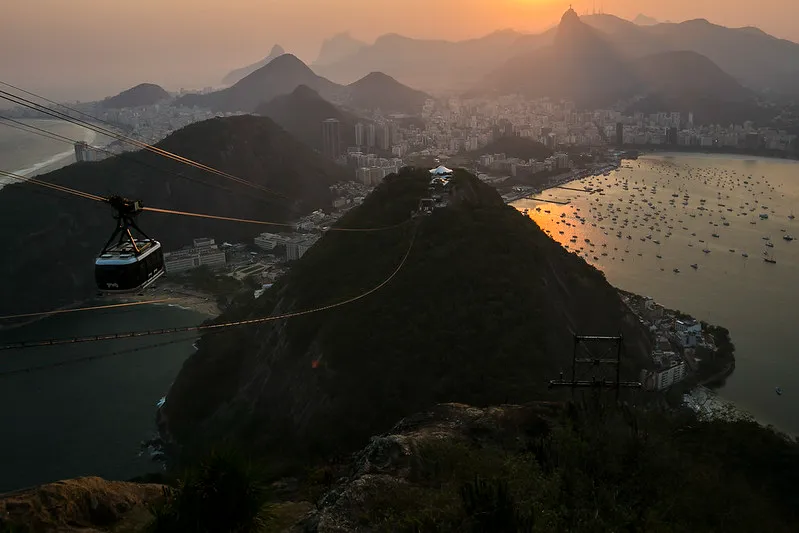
147 446 271 533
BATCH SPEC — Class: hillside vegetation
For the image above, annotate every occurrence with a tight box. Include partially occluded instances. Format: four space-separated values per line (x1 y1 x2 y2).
162 168 652 462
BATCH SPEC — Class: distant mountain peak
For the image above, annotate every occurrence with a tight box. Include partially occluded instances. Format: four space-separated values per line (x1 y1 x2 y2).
314 32 368 66
222 45 287 85
561 7 579 24
101 83 169 109
633 14 659 26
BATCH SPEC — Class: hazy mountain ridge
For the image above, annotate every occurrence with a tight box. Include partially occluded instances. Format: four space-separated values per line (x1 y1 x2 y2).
306 14 799 96
161 167 652 460
313 29 530 92
175 54 346 112
314 32 368 66
221 44 285 85
481 10 755 116
0 115 347 316
101 83 170 109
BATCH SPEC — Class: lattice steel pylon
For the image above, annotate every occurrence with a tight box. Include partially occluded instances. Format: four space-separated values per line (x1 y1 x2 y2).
549 335 642 399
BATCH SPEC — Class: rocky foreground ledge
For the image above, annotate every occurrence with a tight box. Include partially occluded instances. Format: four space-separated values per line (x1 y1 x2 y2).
0 477 166 532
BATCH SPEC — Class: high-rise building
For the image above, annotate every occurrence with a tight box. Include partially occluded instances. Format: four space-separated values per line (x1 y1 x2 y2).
667 127 678 146
378 123 390 150
354 122 365 146
366 123 376 148
322 118 341 158
615 123 624 146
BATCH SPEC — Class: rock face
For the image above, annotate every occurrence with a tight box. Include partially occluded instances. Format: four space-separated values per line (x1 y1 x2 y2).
0 477 166 532
291 402 561 532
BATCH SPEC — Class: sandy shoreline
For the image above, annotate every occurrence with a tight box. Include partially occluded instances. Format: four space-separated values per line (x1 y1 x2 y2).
116 282 222 318
0 282 220 333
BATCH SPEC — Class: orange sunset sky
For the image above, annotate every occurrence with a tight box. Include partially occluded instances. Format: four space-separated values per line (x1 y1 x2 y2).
2 0 798 101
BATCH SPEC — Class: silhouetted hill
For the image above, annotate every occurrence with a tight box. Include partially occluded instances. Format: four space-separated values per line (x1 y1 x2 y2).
255 85 360 151
313 33 367 66
466 136 553 160
162 167 652 459
346 72 429 113
101 83 170 109
221 45 285 85
644 19 799 94
634 50 750 101
175 54 345 112
628 51 770 124
0 116 349 316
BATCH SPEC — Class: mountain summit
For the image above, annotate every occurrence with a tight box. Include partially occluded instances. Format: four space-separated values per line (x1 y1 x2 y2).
101 83 169 109
346 72 430 113
177 54 344 112
314 32 368 66
161 168 652 458
221 45 285 85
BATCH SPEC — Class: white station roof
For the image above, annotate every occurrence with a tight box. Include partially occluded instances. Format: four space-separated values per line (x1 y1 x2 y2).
430 165 453 176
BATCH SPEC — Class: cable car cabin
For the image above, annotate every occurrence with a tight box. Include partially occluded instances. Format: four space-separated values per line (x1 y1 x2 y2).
95 239 164 293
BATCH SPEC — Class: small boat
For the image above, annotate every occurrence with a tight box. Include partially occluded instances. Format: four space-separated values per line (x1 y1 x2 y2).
742 252 749 258
783 234 794 241
690 264 698 270
712 233 720 238
776 387 783 396
766 242 774 248
673 268 680 273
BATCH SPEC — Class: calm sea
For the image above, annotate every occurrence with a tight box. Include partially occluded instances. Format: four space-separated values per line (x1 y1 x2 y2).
0 118 98 184
0 124 207 492
0 304 205 492
516 153 799 437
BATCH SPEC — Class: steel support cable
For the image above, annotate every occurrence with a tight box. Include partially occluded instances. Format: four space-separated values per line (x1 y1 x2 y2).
0 89 288 199
0 299 177 321
0 222 419 351
0 80 122 130
142 206 412 232
0 114 297 209
1 168 411 232
0 117 75 144
0 170 105 202
0 335 199 378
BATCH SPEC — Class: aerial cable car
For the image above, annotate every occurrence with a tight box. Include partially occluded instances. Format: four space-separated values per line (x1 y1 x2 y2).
94 195 165 293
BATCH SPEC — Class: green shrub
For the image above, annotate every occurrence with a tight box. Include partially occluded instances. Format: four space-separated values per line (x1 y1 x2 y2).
147 446 271 533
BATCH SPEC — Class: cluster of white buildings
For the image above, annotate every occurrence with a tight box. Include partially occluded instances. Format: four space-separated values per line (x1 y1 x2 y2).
163 237 227 274
88 102 244 146
73 141 110 163
343 151 404 185
478 151 571 177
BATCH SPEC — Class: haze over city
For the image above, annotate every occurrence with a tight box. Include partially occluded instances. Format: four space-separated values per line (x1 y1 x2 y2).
2 0 799 102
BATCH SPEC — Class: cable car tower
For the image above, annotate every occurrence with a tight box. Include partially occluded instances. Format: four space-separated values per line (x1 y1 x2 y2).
95 196 165 294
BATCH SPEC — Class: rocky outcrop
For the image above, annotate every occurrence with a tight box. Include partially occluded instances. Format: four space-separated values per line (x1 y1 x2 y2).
0 477 166 532
291 402 561 532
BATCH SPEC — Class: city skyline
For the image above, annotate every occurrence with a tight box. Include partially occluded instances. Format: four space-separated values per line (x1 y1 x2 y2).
2 1 799 103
